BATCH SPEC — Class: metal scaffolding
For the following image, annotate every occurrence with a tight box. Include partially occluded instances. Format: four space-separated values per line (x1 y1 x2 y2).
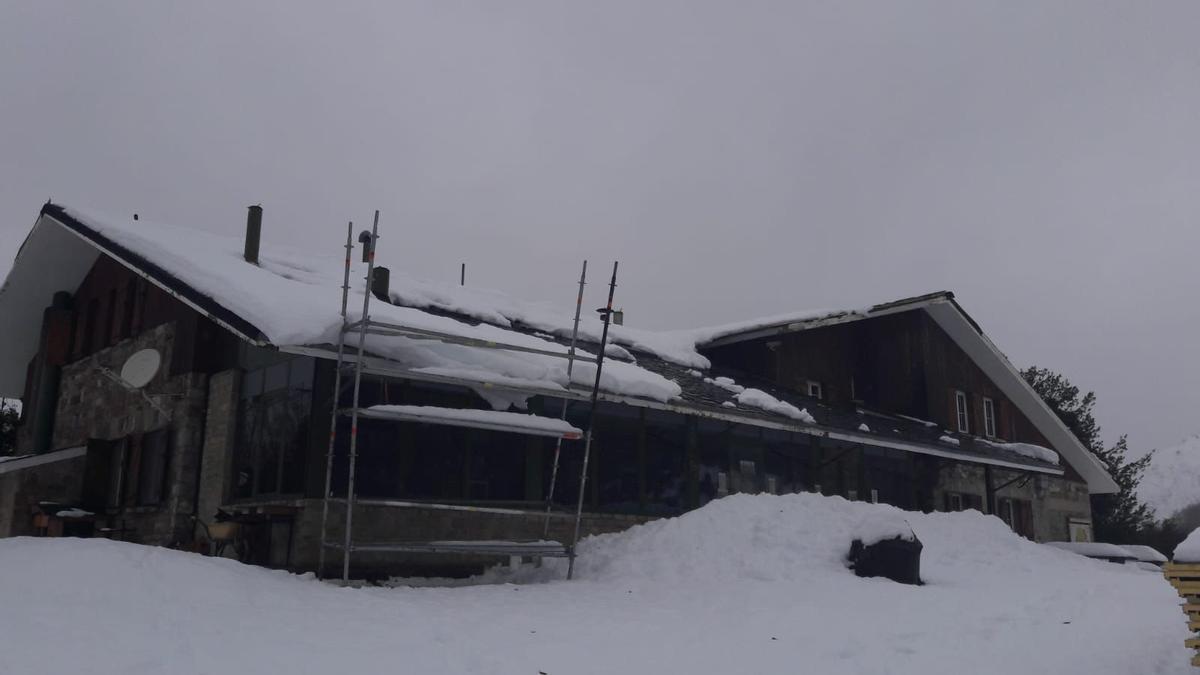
316 212 618 582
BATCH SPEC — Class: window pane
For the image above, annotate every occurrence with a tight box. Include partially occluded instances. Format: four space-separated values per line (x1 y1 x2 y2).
264 362 289 392
235 356 313 499
138 429 170 505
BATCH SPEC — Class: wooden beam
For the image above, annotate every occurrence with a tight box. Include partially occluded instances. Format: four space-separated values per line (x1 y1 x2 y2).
637 409 647 511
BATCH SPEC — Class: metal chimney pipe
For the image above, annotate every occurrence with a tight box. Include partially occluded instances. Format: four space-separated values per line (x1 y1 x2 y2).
244 205 262 264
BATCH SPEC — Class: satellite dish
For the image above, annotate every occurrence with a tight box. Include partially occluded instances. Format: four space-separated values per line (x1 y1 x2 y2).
119 349 161 389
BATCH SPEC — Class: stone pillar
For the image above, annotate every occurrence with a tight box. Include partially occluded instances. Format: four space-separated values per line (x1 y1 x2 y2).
197 369 241 522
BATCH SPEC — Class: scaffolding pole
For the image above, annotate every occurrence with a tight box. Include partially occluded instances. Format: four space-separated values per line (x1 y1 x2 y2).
317 221 354 580
314 216 609 581
567 261 619 579
543 260 587 537
341 210 379 581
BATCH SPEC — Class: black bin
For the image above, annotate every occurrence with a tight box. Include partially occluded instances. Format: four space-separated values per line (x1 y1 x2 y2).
848 535 923 585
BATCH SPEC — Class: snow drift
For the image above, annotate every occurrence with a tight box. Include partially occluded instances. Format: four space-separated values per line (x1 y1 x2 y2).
1 493 1194 675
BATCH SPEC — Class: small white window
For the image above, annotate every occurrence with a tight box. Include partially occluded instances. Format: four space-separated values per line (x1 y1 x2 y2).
847 489 858 501
870 488 879 504
766 476 778 494
717 472 729 497
807 380 823 399
983 397 996 438
955 390 969 433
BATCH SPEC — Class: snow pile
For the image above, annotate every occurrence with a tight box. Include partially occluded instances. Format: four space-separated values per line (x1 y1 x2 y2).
979 439 1060 465
1176 527 1200 562
852 512 915 546
704 375 744 393
0 492 1195 675
1138 435 1200 520
939 435 961 446
734 388 816 423
699 375 816 424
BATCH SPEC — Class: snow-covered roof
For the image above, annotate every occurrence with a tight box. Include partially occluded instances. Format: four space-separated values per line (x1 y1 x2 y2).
2 204 692 406
0 203 1098 483
1118 544 1167 564
1045 541 1137 560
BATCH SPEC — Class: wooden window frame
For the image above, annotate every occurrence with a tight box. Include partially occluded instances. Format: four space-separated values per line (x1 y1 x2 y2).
983 397 997 438
807 380 823 400
954 390 969 433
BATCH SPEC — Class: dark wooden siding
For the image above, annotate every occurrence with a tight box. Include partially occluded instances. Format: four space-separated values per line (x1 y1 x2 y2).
65 255 240 374
702 309 1049 446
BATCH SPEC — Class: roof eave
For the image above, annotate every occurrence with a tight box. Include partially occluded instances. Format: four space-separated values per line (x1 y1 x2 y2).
922 301 1119 494
40 204 272 347
700 291 955 349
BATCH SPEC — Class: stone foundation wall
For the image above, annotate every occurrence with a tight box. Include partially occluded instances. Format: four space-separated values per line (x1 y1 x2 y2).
277 500 654 578
0 454 86 537
44 322 211 546
933 463 1090 542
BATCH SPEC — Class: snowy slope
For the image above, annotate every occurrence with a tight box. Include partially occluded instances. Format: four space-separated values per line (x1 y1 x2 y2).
1 493 1193 675
1138 434 1200 520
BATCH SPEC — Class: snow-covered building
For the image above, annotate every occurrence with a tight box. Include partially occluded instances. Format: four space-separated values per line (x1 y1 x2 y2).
0 203 1117 576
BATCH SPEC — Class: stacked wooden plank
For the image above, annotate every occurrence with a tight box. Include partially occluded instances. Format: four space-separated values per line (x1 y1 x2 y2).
1164 562 1200 667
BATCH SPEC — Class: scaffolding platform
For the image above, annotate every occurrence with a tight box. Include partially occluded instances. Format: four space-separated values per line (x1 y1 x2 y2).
322 540 572 557
353 405 582 439
316 214 618 582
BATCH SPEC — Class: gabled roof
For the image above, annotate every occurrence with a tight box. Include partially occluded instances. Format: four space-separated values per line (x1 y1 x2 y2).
0 203 1106 487
688 291 1119 494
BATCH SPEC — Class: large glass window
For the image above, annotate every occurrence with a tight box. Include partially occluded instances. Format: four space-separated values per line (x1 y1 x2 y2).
233 357 314 499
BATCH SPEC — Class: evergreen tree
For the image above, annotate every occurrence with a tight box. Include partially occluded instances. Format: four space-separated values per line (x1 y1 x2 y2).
1021 366 1155 543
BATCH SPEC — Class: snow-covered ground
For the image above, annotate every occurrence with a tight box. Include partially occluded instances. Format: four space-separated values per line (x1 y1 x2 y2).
1139 434 1200 521
1 493 1193 675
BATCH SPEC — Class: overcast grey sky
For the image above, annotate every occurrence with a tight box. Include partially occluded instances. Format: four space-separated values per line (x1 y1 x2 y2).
2 2 1198 454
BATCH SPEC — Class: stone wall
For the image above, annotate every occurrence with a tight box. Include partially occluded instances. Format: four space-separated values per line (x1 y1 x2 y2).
46 322 211 546
279 499 653 578
933 462 1091 542
0 453 86 537
196 369 240 522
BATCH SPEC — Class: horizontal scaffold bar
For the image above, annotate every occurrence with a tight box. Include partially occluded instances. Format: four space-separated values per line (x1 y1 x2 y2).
349 404 583 439
326 497 583 519
343 318 579 361
349 540 571 557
